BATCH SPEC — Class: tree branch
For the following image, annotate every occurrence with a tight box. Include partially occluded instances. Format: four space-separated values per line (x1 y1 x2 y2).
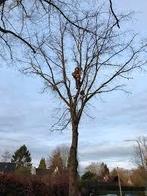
109 0 120 28
0 26 36 53
42 0 93 33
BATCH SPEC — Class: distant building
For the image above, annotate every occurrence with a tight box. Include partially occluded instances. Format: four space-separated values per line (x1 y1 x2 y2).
102 174 125 186
103 175 110 182
0 162 16 174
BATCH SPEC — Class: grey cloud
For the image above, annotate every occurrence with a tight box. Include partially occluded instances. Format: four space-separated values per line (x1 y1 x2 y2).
81 85 147 132
79 143 134 162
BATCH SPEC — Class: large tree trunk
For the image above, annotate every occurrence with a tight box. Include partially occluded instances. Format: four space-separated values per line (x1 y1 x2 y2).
68 121 79 196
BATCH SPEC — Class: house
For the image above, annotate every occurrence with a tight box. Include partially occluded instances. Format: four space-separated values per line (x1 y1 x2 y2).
102 174 125 186
0 162 16 174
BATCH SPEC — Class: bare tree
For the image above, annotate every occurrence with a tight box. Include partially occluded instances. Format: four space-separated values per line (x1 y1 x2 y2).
85 162 109 178
55 145 69 169
1 151 11 162
18 11 146 194
134 136 147 169
132 136 147 188
0 1 147 195
48 148 64 175
47 145 69 172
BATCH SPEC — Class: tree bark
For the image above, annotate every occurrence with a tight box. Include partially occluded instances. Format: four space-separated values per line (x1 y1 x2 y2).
68 121 79 196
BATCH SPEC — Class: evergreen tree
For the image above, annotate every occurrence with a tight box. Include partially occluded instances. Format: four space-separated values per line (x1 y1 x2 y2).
11 145 32 168
100 162 110 178
38 158 46 169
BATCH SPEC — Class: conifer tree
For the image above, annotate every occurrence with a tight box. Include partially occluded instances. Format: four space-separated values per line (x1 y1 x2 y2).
38 158 46 169
11 144 32 168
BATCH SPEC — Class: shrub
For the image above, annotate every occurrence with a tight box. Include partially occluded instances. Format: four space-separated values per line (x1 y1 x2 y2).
0 173 68 196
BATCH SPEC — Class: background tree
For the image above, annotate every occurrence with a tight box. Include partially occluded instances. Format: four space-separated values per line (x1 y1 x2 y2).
48 149 64 175
81 171 97 181
11 144 32 169
85 162 109 180
132 136 147 187
85 162 102 176
110 168 131 186
38 158 47 169
1 151 11 162
134 136 147 169
53 145 69 169
130 168 146 187
80 171 98 190
0 1 147 195
100 162 110 178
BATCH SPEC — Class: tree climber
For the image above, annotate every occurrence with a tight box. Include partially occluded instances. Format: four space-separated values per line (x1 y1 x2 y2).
72 67 82 90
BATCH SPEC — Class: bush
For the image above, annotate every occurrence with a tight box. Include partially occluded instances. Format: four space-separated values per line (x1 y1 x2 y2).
15 166 31 176
0 173 68 196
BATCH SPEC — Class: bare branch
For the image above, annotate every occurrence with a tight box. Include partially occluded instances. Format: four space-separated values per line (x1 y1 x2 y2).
0 26 36 53
109 0 120 28
50 108 71 132
42 0 93 33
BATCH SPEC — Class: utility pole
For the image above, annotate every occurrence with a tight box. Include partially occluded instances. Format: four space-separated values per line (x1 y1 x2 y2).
117 167 123 196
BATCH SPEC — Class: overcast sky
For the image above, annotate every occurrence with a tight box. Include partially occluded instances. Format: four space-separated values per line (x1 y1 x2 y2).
0 0 147 171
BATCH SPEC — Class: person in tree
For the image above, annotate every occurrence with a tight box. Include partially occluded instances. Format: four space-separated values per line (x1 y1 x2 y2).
72 67 82 90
